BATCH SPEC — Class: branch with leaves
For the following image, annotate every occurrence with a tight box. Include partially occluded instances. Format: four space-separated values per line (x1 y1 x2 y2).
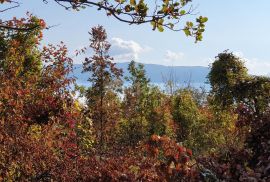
51 0 208 42
0 1 42 32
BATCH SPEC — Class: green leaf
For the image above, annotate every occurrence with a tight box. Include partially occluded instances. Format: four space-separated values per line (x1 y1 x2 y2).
157 25 164 32
201 17 208 23
183 28 191 36
180 10 186 15
198 28 205 33
158 18 164 25
186 21 193 27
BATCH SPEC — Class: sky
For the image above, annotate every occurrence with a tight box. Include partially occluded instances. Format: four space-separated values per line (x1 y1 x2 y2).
2 0 270 75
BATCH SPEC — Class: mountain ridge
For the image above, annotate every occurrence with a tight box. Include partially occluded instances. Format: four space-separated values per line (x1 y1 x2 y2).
73 62 210 85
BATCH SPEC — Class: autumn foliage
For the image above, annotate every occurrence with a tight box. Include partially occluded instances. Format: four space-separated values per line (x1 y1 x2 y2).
0 13 269 181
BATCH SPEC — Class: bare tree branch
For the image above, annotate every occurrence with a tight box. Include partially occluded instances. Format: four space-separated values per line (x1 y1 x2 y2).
0 2 20 13
0 24 39 31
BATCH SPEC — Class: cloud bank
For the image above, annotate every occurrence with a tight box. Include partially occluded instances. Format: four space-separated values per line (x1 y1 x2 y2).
110 37 152 62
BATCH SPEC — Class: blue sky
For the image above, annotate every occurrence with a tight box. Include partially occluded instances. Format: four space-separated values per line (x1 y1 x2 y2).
3 0 270 75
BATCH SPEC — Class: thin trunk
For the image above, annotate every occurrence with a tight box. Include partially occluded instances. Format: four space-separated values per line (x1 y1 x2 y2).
100 76 104 153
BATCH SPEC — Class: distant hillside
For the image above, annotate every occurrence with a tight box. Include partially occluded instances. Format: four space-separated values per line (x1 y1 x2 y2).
73 62 209 86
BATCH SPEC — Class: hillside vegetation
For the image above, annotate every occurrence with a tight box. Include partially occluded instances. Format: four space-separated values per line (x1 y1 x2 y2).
0 3 270 181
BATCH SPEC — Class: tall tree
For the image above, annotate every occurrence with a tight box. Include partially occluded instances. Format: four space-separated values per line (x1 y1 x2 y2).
146 86 175 138
118 61 150 146
83 25 122 149
125 60 150 120
208 50 249 108
208 50 270 116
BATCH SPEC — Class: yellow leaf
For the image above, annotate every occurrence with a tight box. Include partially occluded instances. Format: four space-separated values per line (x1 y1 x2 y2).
130 0 136 6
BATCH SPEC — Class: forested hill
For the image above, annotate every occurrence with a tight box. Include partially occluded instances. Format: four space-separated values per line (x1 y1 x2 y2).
73 62 209 84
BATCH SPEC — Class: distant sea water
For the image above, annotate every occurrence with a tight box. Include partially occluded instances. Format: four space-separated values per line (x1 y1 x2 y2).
72 63 211 92
72 63 211 103
151 82 210 91
75 81 211 92
73 81 210 104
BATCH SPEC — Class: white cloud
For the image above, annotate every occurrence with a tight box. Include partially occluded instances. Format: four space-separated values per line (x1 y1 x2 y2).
110 37 152 62
245 58 270 76
165 50 184 61
163 50 185 65
233 51 244 58
72 38 152 64
233 51 270 76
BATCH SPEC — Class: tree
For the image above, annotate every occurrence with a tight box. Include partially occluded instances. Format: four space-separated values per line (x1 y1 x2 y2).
82 25 123 149
235 76 270 117
0 16 82 180
0 14 45 76
208 50 270 116
117 61 150 146
173 89 199 142
172 88 238 155
208 50 249 108
124 60 150 120
146 86 175 138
